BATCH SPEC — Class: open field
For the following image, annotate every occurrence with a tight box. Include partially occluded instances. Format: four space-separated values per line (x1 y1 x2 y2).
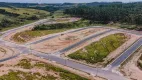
52 10 70 18
31 27 108 53
0 54 105 80
12 29 67 43
68 33 127 64
11 19 97 44
0 7 49 31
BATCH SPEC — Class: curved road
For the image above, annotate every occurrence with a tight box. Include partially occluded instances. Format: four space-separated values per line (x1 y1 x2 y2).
0 19 142 80
26 26 104 45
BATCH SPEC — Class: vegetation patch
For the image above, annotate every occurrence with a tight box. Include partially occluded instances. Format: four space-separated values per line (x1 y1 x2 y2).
1 58 89 80
13 20 95 43
64 3 142 30
16 59 32 69
33 20 93 30
137 51 142 70
68 33 127 64
0 7 49 31
13 29 66 43
0 70 56 80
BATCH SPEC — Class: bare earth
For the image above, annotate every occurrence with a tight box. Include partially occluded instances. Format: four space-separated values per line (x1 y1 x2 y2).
3 18 80 44
63 31 140 68
31 27 109 53
0 54 106 80
0 45 18 60
119 46 142 80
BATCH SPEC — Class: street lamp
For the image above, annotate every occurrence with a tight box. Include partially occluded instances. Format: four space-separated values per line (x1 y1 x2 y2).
94 50 99 77
64 53 68 66
29 44 32 55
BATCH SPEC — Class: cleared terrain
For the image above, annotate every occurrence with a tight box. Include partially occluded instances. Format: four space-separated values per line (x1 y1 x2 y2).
0 54 105 80
11 18 81 43
68 33 127 66
31 27 108 53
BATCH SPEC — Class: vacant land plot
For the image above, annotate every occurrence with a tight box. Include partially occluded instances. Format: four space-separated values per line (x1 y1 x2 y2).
0 45 18 60
68 33 127 64
31 28 108 53
11 18 81 43
0 55 90 80
120 46 142 80
13 29 67 43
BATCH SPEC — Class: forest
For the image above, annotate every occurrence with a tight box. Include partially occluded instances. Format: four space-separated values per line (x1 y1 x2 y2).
64 2 142 30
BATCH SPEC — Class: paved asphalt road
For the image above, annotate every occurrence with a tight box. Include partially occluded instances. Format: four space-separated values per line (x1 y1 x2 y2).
32 51 127 80
106 38 142 70
55 29 113 55
28 27 91 45
27 26 103 45
1 19 48 38
1 19 142 80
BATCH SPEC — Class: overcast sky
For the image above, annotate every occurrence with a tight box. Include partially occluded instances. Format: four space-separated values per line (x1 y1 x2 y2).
0 0 142 3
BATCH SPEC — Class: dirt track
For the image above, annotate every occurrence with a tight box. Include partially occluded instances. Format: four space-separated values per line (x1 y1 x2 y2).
0 45 18 60
3 18 80 44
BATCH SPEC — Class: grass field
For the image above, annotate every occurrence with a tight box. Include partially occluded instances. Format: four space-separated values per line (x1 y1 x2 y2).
68 33 127 64
0 59 88 80
13 20 95 43
53 10 70 18
13 29 67 43
0 7 49 31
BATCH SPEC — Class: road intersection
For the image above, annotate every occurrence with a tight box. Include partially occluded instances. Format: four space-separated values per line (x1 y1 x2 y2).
0 19 142 80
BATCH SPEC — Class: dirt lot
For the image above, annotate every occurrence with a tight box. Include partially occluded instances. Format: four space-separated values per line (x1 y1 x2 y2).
3 18 80 44
0 45 18 60
0 54 106 80
63 31 140 68
119 46 142 80
30 27 109 53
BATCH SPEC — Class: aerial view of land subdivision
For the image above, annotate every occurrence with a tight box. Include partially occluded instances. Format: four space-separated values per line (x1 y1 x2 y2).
0 0 142 80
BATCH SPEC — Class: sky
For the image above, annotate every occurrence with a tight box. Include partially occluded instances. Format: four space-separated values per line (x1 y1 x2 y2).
0 0 142 3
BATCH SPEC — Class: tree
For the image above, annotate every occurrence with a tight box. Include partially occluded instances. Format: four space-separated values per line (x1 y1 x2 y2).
0 18 14 27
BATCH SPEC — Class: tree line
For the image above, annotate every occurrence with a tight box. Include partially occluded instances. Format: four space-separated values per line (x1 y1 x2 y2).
33 20 91 30
64 2 142 29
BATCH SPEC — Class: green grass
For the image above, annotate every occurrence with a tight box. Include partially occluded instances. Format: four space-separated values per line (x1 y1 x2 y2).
0 7 50 31
0 14 5 20
13 29 67 43
33 20 93 30
53 10 70 18
0 70 56 80
1 20 36 31
11 59 88 80
0 7 49 17
68 33 127 64
16 59 32 69
13 20 97 43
